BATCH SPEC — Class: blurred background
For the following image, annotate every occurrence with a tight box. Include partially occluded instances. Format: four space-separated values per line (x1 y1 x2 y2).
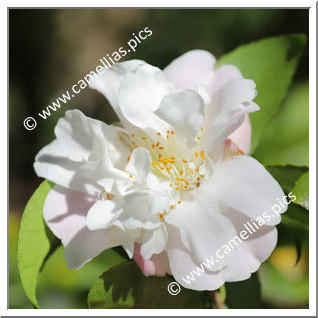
9 9 309 309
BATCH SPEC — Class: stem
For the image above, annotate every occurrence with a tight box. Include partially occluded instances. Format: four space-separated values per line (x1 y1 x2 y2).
209 290 225 309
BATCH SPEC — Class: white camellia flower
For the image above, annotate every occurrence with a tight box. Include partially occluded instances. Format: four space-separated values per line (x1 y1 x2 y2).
34 50 287 291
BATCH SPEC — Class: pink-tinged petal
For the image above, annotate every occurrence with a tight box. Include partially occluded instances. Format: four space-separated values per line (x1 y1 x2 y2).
228 114 252 154
206 64 243 96
164 50 216 89
222 139 241 160
200 78 259 153
166 224 225 291
219 207 278 282
198 155 287 226
43 185 96 245
133 243 171 276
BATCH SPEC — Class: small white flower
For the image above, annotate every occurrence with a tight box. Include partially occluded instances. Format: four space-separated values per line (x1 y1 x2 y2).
34 50 286 291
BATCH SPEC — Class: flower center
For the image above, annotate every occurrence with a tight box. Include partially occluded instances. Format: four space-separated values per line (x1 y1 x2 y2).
126 130 212 192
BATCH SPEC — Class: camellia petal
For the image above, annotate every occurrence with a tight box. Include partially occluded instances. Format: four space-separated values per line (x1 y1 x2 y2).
200 78 259 153
140 224 168 259
86 199 123 231
34 139 102 196
198 155 287 226
206 64 243 96
164 50 216 89
88 60 145 123
79 136 132 195
43 185 96 245
121 193 162 230
155 90 205 148
118 64 174 137
133 243 171 276
165 200 237 269
219 207 278 282
125 147 152 184
228 114 252 154
166 224 226 291
65 225 132 270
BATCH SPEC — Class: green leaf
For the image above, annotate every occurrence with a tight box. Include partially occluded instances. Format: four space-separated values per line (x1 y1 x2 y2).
88 261 207 309
37 246 127 309
277 202 308 266
265 165 308 193
217 34 306 153
225 273 261 308
17 180 57 308
292 171 309 210
253 82 309 166
9 213 34 308
282 202 308 231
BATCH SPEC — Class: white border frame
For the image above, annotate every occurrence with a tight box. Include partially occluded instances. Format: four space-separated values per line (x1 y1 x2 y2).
3 1 316 316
